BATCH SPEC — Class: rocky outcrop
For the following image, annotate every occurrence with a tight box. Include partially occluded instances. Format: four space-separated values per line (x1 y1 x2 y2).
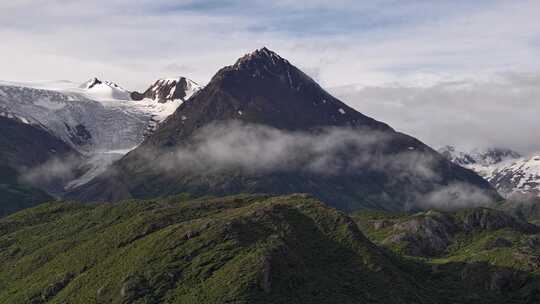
381 208 538 257
461 208 538 233
383 211 458 256
131 77 201 103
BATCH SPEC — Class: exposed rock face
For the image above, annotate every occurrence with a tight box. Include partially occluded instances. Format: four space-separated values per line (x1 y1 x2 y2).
384 211 458 256
131 77 201 103
461 208 538 233
81 77 102 89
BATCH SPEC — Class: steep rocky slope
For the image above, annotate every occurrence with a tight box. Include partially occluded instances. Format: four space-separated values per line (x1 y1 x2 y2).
70 48 499 212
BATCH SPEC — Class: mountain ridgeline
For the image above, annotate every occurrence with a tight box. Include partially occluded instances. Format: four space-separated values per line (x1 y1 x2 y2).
69 48 499 212
131 77 201 103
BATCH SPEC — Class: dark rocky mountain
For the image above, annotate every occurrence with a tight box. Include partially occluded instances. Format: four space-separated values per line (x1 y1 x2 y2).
131 77 201 103
0 116 79 215
70 48 499 211
355 207 538 257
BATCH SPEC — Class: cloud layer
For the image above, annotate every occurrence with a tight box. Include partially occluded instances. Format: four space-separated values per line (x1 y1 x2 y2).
332 73 540 154
142 121 493 210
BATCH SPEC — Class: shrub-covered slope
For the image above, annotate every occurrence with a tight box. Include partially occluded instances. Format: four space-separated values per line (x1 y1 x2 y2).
4 194 540 303
0 194 432 304
354 208 540 301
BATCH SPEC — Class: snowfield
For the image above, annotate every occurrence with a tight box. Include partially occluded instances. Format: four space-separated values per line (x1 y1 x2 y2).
0 79 189 152
0 78 198 192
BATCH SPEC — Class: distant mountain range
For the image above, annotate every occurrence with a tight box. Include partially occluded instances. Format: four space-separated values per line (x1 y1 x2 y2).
439 146 540 198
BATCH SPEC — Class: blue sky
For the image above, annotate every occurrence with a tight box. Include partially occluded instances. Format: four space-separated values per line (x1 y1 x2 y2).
1 0 540 152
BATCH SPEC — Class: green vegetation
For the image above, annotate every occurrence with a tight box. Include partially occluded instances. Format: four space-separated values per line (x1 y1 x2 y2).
353 208 540 301
2 194 540 303
0 194 432 304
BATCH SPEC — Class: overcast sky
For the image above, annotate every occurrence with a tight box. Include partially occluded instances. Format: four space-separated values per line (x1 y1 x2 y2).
1 0 539 153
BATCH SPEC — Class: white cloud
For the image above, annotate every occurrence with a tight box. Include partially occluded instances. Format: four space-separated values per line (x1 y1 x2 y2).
332 72 540 154
0 1 539 89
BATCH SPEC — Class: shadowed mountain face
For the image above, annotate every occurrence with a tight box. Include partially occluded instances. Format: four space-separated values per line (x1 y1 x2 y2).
0 117 80 215
69 48 499 211
145 47 392 145
0 116 75 170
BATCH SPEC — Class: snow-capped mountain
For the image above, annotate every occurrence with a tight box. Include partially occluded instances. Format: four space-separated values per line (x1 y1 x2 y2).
0 82 148 152
489 156 540 197
80 77 131 100
0 77 194 192
131 77 201 103
439 146 540 197
0 77 193 151
69 48 499 211
439 145 521 168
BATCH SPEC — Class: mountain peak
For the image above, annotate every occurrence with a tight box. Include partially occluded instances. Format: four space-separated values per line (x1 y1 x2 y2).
79 77 130 100
131 76 201 103
233 47 290 71
80 77 102 89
